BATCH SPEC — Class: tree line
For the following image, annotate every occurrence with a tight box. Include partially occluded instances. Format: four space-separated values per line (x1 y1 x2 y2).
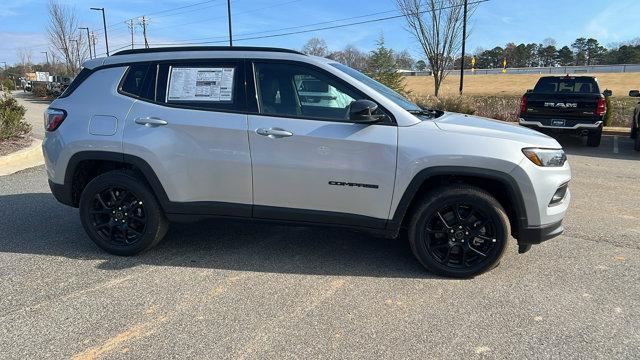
461 37 640 69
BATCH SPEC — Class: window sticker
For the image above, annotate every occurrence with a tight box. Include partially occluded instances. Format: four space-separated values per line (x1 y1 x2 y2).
167 67 234 102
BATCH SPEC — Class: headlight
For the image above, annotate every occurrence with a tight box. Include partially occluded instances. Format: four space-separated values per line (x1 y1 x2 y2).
522 148 567 167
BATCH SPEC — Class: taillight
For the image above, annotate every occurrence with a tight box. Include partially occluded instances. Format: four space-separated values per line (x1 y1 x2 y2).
45 108 67 131
519 96 527 115
595 97 606 117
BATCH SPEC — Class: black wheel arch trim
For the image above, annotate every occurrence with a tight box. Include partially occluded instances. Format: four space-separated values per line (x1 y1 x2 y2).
386 166 529 237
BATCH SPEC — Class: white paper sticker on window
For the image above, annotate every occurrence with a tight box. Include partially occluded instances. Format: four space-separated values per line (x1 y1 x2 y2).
167 67 234 102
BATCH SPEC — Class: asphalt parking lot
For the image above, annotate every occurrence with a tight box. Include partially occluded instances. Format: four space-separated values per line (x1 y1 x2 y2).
1 135 639 359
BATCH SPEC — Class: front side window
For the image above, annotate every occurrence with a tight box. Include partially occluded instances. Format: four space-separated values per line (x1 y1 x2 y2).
254 62 364 121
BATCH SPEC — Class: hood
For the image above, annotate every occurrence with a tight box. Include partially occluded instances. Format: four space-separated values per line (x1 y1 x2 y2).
431 112 561 148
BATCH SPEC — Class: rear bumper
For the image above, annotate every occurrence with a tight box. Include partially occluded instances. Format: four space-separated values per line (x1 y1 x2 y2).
519 118 602 130
517 220 564 245
48 179 75 207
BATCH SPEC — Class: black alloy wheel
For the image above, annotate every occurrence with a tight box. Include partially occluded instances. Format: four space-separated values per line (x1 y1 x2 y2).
424 203 499 269
408 186 509 278
79 170 168 256
89 186 147 246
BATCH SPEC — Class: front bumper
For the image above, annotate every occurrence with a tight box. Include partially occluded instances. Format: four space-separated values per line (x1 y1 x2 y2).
519 118 602 130
517 219 564 245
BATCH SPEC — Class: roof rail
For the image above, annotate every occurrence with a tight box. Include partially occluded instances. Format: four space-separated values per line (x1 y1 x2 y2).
112 46 305 56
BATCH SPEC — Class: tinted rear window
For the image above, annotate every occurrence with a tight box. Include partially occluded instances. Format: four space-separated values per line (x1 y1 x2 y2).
58 68 92 98
533 78 600 94
120 63 156 101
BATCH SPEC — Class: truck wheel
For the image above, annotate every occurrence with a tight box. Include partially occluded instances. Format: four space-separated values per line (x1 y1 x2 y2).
79 170 168 256
586 128 602 147
407 186 509 278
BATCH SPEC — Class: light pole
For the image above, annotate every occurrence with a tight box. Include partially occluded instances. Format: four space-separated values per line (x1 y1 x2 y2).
79 27 91 59
91 7 109 56
41 51 49 65
227 0 233 46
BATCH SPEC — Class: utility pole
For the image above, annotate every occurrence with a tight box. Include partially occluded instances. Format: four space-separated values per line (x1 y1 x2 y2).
227 0 233 46
126 19 135 49
90 32 97 57
139 16 149 49
41 51 49 65
71 39 80 72
459 0 468 95
79 27 91 59
91 7 109 56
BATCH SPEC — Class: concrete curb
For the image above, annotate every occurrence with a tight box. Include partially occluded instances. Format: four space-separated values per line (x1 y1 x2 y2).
603 127 631 136
0 138 44 176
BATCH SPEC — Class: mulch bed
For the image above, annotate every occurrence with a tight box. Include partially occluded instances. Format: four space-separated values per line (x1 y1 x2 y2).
0 136 32 157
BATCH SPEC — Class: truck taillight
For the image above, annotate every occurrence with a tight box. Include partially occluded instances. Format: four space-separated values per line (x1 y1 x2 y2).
595 97 606 117
519 96 527 115
45 108 67 131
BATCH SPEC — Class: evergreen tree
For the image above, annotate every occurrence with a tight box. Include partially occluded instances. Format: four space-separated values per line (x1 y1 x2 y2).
367 36 407 95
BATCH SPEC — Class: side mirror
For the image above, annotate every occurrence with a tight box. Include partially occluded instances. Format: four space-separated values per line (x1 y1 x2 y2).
349 99 385 124
603 89 613 97
629 90 640 97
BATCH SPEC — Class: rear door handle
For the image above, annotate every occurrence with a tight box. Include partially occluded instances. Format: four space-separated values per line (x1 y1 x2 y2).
256 127 293 138
135 117 168 126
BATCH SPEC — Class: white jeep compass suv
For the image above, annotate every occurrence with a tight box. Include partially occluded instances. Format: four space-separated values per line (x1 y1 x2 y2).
43 47 571 277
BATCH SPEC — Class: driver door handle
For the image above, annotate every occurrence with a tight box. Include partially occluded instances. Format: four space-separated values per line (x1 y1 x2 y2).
135 117 168 126
256 127 293 138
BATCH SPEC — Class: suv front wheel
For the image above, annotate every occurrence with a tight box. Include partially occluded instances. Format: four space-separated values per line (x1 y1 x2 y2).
79 170 169 256
408 186 510 278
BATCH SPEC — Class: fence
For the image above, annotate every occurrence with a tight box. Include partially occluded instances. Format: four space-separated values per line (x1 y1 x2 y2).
404 64 640 76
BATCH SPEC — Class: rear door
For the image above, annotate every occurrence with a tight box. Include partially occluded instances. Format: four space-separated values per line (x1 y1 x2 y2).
246 61 398 227
122 60 252 216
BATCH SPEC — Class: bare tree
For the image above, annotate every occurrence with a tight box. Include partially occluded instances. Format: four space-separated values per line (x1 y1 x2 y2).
396 0 468 96
328 45 370 70
46 0 88 75
302 37 329 57
17 48 33 76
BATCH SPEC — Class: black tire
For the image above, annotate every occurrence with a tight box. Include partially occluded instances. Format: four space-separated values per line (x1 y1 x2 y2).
79 170 168 256
586 128 602 147
407 186 510 278
635 132 640 151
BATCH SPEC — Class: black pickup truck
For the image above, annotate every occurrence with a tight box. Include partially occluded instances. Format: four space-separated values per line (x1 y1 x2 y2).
519 76 610 147
630 89 640 151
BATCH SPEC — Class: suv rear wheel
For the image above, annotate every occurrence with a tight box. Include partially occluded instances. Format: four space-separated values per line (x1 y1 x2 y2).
407 186 509 278
79 170 168 256
586 127 602 147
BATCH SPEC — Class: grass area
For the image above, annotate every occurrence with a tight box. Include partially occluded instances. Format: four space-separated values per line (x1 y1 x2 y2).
405 72 640 127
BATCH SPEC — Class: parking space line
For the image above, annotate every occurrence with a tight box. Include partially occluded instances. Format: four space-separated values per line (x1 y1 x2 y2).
613 136 619 154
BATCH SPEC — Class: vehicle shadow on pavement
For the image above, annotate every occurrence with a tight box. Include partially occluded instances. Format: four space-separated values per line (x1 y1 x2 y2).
0 192 435 279
11 91 54 105
556 134 640 161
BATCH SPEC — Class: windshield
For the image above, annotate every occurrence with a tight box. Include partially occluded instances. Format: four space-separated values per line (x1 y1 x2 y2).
330 63 421 112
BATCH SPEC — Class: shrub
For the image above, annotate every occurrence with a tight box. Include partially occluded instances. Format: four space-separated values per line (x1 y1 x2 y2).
415 95 476 115
32 84 48 98
1 79 14 91
604 96 613 127
0 91 31 140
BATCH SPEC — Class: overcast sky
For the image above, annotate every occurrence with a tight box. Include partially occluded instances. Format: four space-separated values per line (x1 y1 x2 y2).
1 0 639 65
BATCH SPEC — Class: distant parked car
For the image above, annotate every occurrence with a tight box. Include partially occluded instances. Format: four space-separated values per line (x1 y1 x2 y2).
630 90 640 151
519 76 610 147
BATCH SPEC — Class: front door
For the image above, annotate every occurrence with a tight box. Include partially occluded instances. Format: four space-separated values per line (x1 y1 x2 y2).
247 61 397 227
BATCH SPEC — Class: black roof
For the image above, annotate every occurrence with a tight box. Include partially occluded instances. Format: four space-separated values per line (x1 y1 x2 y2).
112 46 304 56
